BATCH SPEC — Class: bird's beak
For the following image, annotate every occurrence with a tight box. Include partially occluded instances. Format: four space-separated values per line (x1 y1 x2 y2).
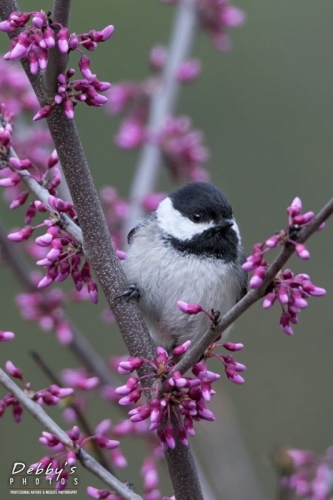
215 219 234 231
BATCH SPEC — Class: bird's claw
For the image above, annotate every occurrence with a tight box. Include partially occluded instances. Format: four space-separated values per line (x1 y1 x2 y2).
210 308 221 326
116 285 141 302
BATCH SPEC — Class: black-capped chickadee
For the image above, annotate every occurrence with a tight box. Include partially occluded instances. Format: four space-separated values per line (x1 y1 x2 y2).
122 182 247 350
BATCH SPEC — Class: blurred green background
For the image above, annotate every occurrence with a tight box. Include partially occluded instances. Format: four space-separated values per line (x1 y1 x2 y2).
0 1 333 499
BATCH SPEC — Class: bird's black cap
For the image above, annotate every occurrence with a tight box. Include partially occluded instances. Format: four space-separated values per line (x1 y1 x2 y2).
169 182 233 224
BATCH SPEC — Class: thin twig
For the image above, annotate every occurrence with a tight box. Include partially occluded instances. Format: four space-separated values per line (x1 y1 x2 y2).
30 351 116 476
0 369 143 500
124 0 199 237
172 197 333 376
8 145 83 242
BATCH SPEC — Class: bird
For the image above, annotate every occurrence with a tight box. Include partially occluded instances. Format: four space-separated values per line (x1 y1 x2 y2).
122 182 247 351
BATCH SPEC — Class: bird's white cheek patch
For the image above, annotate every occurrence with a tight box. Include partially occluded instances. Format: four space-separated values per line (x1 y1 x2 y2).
157 197 214 240
232 220 241 242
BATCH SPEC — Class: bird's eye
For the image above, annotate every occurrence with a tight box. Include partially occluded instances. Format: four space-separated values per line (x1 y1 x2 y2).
192 214 201 223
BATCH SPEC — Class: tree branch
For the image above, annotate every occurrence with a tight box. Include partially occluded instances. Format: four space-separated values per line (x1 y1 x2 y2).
124 0 199 237
0 2 204 497
0 369 143 500
7 146 83 241
172 197 333 376
0 215 120 388
45 0 71 93
31 351 116 476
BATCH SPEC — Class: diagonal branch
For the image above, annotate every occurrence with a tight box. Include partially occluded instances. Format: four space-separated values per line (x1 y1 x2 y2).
31 351 116 475
172 197 333 376
0 369 143 500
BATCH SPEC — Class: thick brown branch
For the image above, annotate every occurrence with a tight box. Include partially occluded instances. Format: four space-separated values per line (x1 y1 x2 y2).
45 0 71 93
0 2 204 498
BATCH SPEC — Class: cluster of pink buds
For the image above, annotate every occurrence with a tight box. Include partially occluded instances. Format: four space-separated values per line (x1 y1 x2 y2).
92 419 126 468
0 103 54 209
243 197 317 280
0 11 114 119
0 109 99 304
34 67 110 121
32 427 80 490
0 103 13 148
277 447 333 499
115 335 244 450
197 0 246 51
0 59 38 114
177 301 246 383
157 116 209 181
36 424 120 491
106 46 208 180
32 384 73 406
6 160 63 215
35 228 98 303
0 392 23 422
28 455 73 492
0 360 74 422
242 197 326 335
7 219 98 304
0 108 57 210
16 288 73 344
62 368 99 391
264 270 326 336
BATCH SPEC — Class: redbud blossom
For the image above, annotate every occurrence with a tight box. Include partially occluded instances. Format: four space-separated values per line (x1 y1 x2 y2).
0 331 15 341
177 301 202 315
177 59 201 83
5 360 22 379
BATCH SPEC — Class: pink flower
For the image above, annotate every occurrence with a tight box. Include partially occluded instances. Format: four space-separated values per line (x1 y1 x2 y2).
62 369 99 390
177 59 201 83
5 360 23 379
10 192 30 210
33 105 54 121
157 116 209 180
115 118 146 150
8 226 34 242
78 55 96 81
150 44 167 71
177 301 202 315
0 331 15 341
197 0 246 51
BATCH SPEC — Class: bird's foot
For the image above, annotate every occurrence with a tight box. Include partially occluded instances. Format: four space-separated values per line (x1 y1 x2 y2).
210 308 221 326
116 284 141 302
